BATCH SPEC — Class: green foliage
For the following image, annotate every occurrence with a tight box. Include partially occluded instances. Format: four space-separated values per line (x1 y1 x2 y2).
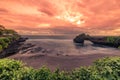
106 36 120 43
3 29 17 35
0 36 20 51
0 57 120 80
0 38 9 48
107 36 115 43
0 37 11 43
0 59 24 80
93 57 120 80
33 67 51 80
71 67 93 80
0 25 19 37
118 46 120 49
0 25 20 52
0 45 3 52
71 57 120 80
7 36 13 42
50 69 71 80
12 35 20 40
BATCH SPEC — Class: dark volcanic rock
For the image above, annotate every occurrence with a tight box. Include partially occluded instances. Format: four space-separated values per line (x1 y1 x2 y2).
19 43 49 54
30 47 43 53
73 33 86 45
74 33 120 48
20 43 35 51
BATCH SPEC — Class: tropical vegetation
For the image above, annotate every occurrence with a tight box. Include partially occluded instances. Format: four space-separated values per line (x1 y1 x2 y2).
0 25 20 52
106 36 120 43
0 57 119 80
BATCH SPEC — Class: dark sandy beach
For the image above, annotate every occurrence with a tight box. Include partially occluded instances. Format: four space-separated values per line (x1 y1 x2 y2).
9 53 120 71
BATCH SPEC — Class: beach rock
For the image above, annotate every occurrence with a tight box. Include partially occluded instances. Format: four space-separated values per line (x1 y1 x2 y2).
20 43 35 51
73 33 86 45
74 34 120 48
19 43 51 54
30 47 43 53
18 43 36 54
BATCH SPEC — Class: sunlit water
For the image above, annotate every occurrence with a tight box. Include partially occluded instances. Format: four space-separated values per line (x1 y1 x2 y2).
21 37 120 56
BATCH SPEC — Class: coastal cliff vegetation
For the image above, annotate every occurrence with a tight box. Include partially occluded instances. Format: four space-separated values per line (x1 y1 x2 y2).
0 25 20 52
106 36 120 48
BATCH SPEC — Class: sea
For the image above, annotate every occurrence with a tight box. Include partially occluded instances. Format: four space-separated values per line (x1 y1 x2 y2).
21 35 120 55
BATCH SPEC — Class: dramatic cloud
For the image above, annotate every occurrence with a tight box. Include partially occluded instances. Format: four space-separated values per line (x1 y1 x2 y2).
0 0 120 35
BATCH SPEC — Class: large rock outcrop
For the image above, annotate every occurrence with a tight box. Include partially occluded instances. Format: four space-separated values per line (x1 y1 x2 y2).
73 33 86 45
74 33 120 48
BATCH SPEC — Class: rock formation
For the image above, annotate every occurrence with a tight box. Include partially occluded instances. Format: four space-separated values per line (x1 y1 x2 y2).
73 33 86 45
74 33 120 48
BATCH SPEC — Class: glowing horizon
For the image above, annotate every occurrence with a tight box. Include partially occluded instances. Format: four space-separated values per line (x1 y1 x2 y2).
0 0 120 36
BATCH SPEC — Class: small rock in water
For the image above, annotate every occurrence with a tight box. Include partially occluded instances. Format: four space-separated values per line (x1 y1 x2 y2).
30 47 43 53
20 43 35 50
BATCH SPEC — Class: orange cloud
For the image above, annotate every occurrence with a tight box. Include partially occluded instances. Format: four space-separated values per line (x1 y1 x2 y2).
0 0 120 35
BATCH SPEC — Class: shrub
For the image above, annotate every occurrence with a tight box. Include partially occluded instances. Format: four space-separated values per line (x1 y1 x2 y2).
106 36 120 44
0 59 37 80
93 57 120 79
0 45 3 52
7 36 13 42
12 35 20 40
0 57 120 80
0 37 13 49
118 46 120 49
71 67 93 80
107 36 115 43
32 67 51 80
50 69 71 80
0 38 8 48
0 37 11 44
71 57 120 80
3 37 11 43
0 59 24 80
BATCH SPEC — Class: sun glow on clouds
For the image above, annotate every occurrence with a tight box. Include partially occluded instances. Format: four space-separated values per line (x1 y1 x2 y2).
55 13 85 26
37 23 51 28
0 0 120 35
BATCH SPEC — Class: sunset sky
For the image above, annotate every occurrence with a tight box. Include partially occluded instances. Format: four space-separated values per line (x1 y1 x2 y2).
0 0 120 35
